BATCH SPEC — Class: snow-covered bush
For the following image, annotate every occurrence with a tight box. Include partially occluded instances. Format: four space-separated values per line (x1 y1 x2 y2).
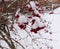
0 0 53 49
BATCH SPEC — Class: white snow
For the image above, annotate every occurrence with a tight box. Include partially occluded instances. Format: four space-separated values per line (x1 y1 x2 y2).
44 7 60 49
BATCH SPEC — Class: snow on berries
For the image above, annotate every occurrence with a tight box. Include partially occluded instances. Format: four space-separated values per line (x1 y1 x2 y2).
13 1 52 35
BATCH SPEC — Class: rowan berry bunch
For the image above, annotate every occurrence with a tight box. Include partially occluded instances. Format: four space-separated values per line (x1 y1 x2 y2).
13 1 53 35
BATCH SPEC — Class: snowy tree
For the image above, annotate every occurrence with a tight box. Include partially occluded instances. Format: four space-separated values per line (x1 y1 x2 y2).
0 0 53 49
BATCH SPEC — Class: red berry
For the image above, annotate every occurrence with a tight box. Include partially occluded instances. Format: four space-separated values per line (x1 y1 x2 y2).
39 10 44 14
32 19 35 25
15 15 19 18
36 14 40 18
28 16 32 19
31 26 45 34
49 32 52 34
35 4 40 8
24 22 28 25
18 25 24 29
28 7 34 12
18 23 26 29
49 11 54 14
32 13 40 18
31 29 37 33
